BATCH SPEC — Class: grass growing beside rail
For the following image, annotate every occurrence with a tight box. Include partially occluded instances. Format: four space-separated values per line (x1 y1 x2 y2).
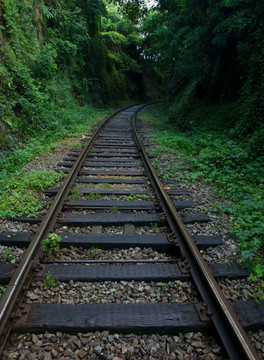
0 170 64 218
0 86 116 218
140 106 264 297
0 103 105 177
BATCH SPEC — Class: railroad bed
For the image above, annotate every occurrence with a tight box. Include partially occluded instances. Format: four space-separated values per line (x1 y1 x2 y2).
0 104 263 360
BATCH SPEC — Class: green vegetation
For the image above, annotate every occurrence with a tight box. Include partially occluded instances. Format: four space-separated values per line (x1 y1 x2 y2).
0 0 263 290
110 206 119 213
150 223 159 232
141 0 264 157
0 285 7 297
89 247 102 259
122 194 148 201
68 186 80 200
161 283 169 291
3 249 15 263
42 271 59 288
0 0 107 157
69 141 84 148
0 170 63 218
141 107 264 291
93 183 133 189
86 193 101 200
0 0 158 188
41 233 62 257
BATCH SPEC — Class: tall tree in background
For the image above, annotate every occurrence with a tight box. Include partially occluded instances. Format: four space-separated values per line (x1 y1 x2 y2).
140 0 264 152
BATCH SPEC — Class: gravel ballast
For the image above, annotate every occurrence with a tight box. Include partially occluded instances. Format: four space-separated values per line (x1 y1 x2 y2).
3 331 227 360
26 280 198 304
1 112 263 359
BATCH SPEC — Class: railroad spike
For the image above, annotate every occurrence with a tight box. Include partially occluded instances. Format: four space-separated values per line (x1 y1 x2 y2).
57 213 64 221
159 212 166 220
194 303 212 322
178 261 191 274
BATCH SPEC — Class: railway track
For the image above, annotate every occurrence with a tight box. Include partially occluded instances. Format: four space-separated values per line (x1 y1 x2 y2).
0 104 263 359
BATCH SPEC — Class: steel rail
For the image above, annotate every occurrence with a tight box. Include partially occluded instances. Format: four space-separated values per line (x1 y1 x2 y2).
0 104 143 354
132 109 259 360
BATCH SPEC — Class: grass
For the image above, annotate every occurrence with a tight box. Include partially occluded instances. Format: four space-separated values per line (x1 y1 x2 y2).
140 105 264 297
121 194 148 201
93 183 134 189
0 105 104 178
85 193 101 200
0 170 64 218
0 94 115 219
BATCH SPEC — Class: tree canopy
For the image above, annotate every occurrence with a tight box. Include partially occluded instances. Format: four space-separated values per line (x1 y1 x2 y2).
0 0 263 152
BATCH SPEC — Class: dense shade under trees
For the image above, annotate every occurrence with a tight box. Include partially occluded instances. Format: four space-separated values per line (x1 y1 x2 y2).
1 0 263 152
140 0 264 155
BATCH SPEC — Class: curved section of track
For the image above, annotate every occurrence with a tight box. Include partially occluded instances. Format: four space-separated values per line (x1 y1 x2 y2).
0 104 261 359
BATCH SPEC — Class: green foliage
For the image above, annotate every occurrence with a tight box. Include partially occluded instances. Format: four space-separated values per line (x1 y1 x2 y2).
3 249 15 264
155 132 196 157
41 233 62 257
140 0 264 153
110 206 119 213
100 6 146 101
42 271 59 288
122 194 147 201
151 223 159 232
70 141 84 148
0 170 62 218
0 0 145 158
86 193 101 200
68 186 80 200
0 285 7 297
89 247 102 259
161 282 169 291
0 77 104 176
141 107 264 285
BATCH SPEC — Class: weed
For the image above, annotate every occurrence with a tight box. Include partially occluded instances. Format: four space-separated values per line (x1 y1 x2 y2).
95 183 113 189
123 194 147 201
3 249 15 263
70 141 84 148
41 233 61 257
68 186 80 200
42 271 59 288
86 193 101 200
89 247 102 259
94 183 133 190
110 206 119 213
0 285 7 297
107 253 115 260
151 223 159 232
161 283 169 291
